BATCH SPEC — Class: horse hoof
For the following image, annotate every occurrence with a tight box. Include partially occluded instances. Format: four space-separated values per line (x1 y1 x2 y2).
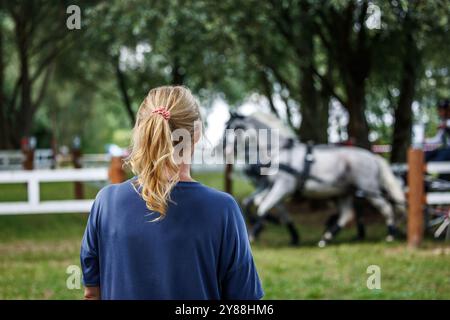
324 231 333 241
318 240 327 248
385 235 395 242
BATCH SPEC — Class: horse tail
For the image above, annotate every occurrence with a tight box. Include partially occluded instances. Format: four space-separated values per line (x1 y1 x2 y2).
376 155 406 212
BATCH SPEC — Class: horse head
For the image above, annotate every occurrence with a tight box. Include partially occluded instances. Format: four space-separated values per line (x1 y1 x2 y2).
221 111 261 158
225 111 247 130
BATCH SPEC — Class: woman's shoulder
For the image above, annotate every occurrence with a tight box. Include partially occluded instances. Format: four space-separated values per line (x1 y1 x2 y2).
174 182 241 219
93 179 133 203
194 184 243 222
189 183 238 207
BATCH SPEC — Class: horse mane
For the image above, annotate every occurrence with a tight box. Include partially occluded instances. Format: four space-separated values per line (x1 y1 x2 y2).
249 111 297 138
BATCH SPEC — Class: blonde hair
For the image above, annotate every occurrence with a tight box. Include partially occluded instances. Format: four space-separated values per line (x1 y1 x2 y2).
125 86 201 218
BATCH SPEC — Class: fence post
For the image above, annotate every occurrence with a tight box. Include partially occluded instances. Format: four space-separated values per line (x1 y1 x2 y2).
225 163 233 195
109 156 126 184
71 137 84 199
50 137 58 169
407 148 425 248
21 137 35 170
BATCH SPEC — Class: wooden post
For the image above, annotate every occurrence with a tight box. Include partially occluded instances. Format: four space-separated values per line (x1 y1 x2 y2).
407 148 425 248
71 145 84 200
50 137 58 169
109 156 126 184
225 163 233 195
21 137 34 170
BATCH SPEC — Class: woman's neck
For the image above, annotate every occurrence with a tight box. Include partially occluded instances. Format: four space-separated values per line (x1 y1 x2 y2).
178 163 194 182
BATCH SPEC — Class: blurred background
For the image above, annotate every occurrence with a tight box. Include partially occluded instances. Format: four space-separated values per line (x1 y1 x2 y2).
0 0 449 299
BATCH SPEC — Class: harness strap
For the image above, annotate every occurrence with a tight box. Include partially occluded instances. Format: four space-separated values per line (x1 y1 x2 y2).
278 163 301 176
298 141 315 192
278 141 323 191
277 143 407 206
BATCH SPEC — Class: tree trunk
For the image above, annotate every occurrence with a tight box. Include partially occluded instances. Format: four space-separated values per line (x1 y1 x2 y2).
298 65 323 143
15 15 33 147
345 81 370 149
171 56 184 85
296 31 316 142
0 16 10 149
260 71 280 118
3 2 70 148
298 66 330 144
316 94 330 144
114 57 135 126
391 29 418 163
317 0 371 149
297 11 328 143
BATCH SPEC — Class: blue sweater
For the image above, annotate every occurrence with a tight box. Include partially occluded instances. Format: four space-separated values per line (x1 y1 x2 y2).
80 178 264 300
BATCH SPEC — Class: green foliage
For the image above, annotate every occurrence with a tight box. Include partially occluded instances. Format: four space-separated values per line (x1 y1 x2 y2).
1 0 449 150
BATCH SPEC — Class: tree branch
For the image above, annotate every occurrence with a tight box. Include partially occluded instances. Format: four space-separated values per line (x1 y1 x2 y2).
312 67 347 108
114 57 136 126
259 70 280 118
32 64 53 113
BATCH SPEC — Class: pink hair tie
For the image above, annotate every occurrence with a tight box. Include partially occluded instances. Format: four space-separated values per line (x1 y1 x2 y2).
151 107 171 121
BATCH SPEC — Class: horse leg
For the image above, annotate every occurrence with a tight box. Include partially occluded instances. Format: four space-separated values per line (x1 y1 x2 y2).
325 213 339 228
265 212 282 225
275 203 300 246
242 190 260 224
242 197 253 221
250 213 284 241
355 214 366 240
325 210 364 241
318 196 354 247
366 196 397 242
250 177 296 243
247 188 271 240
354 198 366 240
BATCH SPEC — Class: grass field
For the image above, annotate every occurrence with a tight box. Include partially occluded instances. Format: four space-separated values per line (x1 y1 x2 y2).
0 172 449 299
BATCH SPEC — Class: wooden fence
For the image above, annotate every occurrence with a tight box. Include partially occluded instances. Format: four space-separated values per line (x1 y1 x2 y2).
0 157 125 215
407 148 450 247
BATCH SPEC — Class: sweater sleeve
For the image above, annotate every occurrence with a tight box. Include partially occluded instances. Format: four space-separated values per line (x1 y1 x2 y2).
80 195 101 287
219 196 264 300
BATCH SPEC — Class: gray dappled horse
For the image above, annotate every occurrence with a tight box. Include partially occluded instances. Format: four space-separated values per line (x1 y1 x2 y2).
224 112 406 247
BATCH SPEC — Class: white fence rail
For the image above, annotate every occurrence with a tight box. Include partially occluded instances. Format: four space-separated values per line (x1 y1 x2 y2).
389 161 450 205
0 150 113 170
81 154 111 167
34 149 54 169
426 162 450 175
425 162 450 205
0 168 109 215
0 151 24 170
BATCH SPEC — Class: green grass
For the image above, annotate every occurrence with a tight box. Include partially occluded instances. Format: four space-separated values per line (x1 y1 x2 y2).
0 173 449 299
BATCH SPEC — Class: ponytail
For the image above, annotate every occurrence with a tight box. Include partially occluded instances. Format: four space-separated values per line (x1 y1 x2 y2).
125 86 200 219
